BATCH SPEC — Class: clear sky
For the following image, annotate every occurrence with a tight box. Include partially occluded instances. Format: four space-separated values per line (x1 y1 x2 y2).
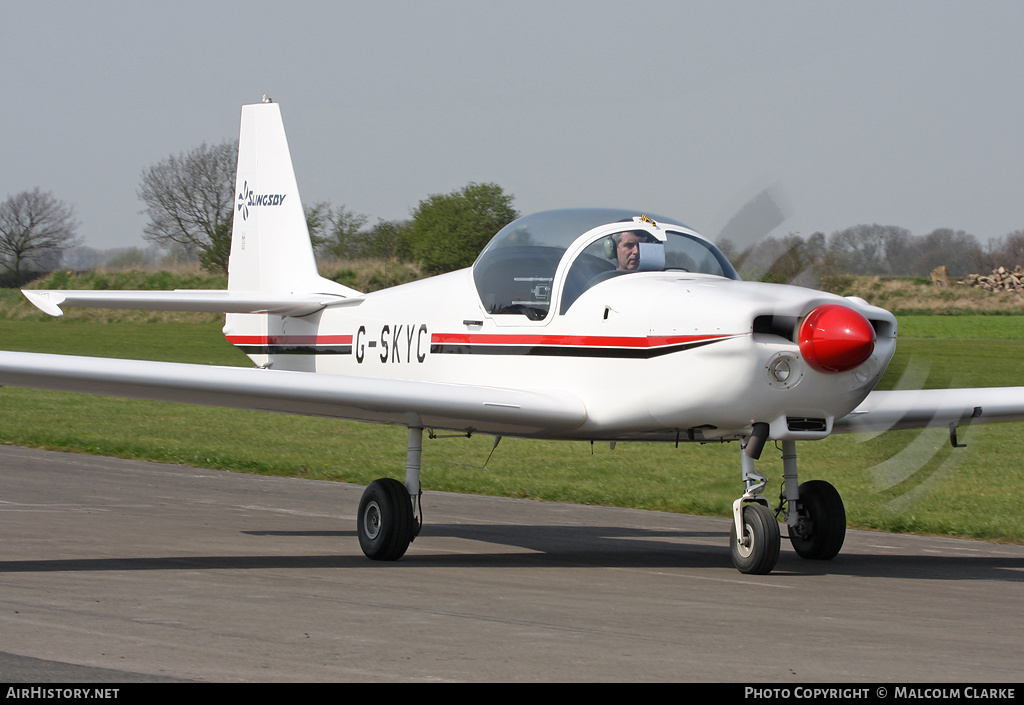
2 1 1023 251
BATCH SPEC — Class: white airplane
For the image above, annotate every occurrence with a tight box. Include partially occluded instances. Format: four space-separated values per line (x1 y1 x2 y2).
2 99 1023 575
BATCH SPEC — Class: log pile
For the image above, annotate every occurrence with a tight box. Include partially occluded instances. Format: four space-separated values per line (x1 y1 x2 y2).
958 265 1024 295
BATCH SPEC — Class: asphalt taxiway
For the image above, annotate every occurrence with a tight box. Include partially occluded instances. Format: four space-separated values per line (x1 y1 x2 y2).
1 445 1021 682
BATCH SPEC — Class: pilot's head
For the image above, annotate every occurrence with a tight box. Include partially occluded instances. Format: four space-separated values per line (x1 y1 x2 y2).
613 230 643 271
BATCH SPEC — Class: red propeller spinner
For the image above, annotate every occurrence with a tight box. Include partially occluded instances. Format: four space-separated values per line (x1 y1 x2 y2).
798 304 876 373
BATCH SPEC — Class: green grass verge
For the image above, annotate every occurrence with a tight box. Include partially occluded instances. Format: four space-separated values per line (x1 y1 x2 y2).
1 315 1022 542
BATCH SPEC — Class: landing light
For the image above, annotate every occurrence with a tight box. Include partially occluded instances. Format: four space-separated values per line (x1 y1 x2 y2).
770 357 791 383
766 353 801 389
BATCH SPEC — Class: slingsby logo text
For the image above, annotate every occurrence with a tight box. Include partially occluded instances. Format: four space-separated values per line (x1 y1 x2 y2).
236 180 287 221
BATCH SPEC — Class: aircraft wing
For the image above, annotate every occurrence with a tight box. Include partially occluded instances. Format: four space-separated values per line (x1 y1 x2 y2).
0 351 586 437
22 289 363 317
833 386 1024 433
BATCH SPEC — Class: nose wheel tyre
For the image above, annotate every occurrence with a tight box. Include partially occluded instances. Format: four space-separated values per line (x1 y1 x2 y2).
730 503 780 575
358 478 415 561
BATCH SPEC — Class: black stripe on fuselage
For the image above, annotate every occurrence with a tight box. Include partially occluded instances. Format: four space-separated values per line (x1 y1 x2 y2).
429 338 727 358
235 345 353 355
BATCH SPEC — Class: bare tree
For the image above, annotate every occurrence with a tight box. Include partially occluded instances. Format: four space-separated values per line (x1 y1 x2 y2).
306 202 370 259
0 188 80 284
138 140 237 273
826 224 914 275
918 228 983 277
362 218 411 261
986 230 1024 269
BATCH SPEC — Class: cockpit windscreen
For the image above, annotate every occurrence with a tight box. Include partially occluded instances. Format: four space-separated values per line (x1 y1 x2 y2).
473 209 737 320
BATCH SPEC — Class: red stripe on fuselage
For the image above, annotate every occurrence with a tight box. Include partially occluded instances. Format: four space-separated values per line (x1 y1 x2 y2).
226 335 353 345
429 333 734 348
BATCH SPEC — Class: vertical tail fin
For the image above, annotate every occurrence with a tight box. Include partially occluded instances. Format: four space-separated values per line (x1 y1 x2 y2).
228 100 357 297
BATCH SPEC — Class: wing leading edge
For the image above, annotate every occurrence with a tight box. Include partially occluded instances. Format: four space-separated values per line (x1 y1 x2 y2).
0 352 587 437
834 386 1024 434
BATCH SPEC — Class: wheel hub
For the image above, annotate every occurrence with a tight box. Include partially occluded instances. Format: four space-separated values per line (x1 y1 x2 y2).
363 500 382 540
735 521 755 557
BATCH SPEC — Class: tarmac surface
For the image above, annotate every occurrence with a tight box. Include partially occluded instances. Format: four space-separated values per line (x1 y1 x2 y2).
0 444 1021 683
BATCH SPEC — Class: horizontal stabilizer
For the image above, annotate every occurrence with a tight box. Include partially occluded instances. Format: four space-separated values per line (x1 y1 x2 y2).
22 289 363 317
0 351 587 437
834 387 1024 433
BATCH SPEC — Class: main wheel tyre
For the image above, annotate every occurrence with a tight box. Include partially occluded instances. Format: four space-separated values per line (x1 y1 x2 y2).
789 480 846 560
729 503 780 575
357 478 415 561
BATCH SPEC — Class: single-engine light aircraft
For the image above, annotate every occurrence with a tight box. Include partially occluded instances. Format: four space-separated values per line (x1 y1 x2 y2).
3 99 1023 575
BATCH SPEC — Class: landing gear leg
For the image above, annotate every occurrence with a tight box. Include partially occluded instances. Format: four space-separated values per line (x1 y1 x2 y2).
730 438 780 574
357 426 423 561
778 440 846 561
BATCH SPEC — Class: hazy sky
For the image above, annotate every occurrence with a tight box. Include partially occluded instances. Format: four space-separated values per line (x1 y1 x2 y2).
3 1 1023 251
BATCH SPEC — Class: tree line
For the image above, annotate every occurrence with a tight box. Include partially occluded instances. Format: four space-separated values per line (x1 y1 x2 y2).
722 226 1024 285
3 137 1023 286
133 139 517 277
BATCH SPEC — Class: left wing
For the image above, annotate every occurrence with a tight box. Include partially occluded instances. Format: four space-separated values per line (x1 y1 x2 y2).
834 386 1024 433
0 351 586 438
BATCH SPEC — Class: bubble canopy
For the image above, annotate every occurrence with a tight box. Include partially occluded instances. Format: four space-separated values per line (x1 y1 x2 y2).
472 209 739 320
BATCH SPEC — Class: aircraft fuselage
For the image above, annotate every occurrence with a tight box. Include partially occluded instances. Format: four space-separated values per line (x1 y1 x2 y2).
224 268 897 442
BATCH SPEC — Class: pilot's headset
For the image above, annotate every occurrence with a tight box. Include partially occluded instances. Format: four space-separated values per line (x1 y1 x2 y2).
603 233 619 260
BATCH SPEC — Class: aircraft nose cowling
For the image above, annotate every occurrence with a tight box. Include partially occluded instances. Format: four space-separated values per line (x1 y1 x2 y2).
798 304 876 373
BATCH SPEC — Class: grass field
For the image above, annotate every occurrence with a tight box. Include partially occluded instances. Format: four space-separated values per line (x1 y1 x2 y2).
1 306 1022 543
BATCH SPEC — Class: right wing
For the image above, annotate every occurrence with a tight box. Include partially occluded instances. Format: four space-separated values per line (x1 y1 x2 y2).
0 351 586 438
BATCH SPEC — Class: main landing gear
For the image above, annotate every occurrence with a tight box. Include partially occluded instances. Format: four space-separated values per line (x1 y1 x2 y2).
730 434 847 575
355 425 847 575
356 427 423 561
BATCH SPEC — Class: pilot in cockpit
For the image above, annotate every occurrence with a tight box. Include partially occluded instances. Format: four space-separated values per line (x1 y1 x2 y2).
611 230 650 271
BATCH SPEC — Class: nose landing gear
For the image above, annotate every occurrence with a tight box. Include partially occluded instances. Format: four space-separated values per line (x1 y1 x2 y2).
730 436 846 574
